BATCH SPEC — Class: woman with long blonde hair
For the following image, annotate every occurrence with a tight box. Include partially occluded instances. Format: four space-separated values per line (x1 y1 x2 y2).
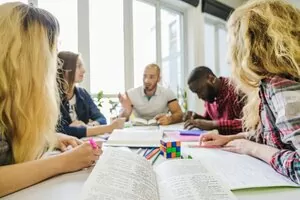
199 0 300 183
0 2 101 197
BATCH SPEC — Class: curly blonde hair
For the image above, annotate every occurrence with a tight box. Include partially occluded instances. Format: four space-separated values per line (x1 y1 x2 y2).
227 0 300 131
0 2 60 163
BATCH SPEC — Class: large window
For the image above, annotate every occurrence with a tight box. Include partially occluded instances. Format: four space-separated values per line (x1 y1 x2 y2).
133 0 156 87
204 16 230 76
161 8 183 92
38 0 78 52
18 0 185 119
89 0 124 95
0 0 27 4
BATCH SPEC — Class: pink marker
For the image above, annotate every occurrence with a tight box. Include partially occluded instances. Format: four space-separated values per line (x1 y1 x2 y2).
89 138 98 149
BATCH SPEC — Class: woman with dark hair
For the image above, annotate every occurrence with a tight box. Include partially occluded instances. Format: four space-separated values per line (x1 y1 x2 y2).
57 51 124 138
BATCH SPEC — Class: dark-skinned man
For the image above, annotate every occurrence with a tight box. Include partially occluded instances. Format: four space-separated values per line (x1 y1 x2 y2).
184 66 245 135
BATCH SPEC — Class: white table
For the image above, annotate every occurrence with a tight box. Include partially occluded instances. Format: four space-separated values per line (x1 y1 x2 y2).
3 124 300 200
3 162 300 200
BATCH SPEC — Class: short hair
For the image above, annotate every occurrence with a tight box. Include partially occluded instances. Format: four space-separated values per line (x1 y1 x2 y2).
187 66 215 84
145 63 160 76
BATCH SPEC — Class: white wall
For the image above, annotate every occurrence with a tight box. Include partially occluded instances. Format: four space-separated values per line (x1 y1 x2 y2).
184 1 205 114
288 0 300 8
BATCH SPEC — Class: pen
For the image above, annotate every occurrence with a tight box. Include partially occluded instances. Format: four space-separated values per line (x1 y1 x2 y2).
144 147 155 157
89 138 98 149
151 152 160 165
146 148 160 160
143 148 149 157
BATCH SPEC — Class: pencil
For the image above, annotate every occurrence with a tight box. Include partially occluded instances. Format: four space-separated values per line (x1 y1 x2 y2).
151 152 160 165
136 148 143 155
146 148 160 160
144 147 155 157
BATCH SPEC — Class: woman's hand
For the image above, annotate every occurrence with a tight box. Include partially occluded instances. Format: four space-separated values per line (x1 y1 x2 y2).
199 132 232 147
222 139 257 155
56 133 82 152
58 142 103 173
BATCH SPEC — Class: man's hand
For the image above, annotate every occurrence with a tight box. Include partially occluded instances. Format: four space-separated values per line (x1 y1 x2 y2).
184 119 217 130
118 93 132 110
183 111 204 122
155 114 172 125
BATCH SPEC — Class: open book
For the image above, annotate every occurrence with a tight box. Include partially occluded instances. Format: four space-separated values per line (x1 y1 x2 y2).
81 147 237 200
105 129 163 147
184 148 300 190
132 118 158 126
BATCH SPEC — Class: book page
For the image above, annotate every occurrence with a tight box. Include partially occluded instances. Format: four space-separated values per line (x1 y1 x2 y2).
132 118 148 126
154 160 237 200
106 129 163 147
81 147 159 200
148 119 158 126
184 148 300 190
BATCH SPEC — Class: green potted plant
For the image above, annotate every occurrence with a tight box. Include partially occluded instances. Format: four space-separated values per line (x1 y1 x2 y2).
177 86 188 112
96 90 104 109
108 99 119 116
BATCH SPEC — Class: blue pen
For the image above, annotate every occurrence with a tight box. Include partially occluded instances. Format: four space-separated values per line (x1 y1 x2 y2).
143 148 149 157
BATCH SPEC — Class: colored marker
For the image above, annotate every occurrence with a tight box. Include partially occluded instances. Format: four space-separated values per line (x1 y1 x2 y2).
89 138 98 149
146 148 160 160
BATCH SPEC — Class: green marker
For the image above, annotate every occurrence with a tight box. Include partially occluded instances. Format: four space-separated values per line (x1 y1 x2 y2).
188 155 193 159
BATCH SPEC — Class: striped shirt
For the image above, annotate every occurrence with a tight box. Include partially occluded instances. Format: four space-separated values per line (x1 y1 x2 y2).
203 77 244 135
258 76 300 184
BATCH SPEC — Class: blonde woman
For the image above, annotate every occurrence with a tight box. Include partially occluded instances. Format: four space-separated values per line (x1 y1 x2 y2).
0 2 101 197
199 0 300 184
57 51 125 138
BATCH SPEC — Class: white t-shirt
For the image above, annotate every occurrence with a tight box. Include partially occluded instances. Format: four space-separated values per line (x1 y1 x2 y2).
127 85 177 120
69 94 77 122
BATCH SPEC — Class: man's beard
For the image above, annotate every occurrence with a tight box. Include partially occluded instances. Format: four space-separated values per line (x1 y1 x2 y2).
206 84 217 103
144 84 156 92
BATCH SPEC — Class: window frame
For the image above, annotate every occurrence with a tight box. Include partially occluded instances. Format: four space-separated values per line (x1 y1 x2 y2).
204 13 227 76
27 0 185 99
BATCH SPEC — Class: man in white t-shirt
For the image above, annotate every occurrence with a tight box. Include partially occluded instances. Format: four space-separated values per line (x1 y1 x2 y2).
118 64 183 125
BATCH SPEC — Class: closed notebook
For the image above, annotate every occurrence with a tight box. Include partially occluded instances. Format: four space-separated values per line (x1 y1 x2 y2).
106 129 163 147
179 129 205 136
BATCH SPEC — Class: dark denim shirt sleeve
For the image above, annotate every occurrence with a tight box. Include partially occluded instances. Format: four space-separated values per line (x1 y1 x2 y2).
82 89 107 125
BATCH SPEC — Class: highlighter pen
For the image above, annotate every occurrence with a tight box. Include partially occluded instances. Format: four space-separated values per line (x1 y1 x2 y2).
89 138 98 149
